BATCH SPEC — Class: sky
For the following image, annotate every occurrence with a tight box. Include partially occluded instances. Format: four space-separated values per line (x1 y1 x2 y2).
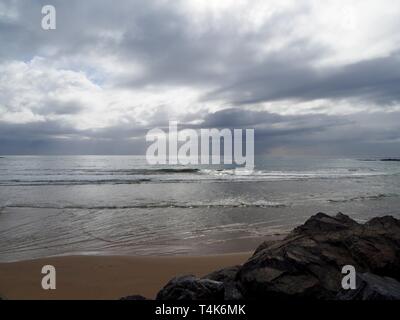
1 0 400 156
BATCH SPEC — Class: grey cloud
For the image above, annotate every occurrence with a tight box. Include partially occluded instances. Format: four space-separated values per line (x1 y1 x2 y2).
1 1 400 155
206 52 400 106
192 108 400 156
1 107 400 156
0 119 149 154
4 0 398 108
35 100 86 115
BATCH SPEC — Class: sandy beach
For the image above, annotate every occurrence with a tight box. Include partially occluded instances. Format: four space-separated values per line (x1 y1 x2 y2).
0 253 251 300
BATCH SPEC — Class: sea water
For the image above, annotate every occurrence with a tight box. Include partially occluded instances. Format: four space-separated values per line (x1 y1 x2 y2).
0 155 399 261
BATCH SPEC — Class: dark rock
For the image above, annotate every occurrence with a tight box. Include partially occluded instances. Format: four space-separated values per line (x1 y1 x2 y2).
152 213 400 300
366 215 400 235
253 235 287 255
236 213 400 299
156 275 224 300
203 265 240 283
203 266 243 300
337 273 400 300
292 212 359 235
120 295 148 300
223 283 243 300
347 216 400 279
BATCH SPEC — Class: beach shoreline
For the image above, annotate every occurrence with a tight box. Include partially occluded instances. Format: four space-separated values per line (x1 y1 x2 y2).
0 253 251 300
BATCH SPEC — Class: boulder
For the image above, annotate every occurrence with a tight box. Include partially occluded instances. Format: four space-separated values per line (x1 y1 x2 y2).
204 265 240 282
236 213 400 299
292 212 359 235
337 273 400 300
203 266 243 300
152 213 400 300
156 275 224 300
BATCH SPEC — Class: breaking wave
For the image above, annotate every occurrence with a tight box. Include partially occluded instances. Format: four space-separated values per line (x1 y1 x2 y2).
0 167 394 186
4 199 287 210
327 193 399 203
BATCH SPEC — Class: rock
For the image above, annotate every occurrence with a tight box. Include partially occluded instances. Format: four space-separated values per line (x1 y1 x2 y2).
119 295 148 300
203 266 243 300
236 213 400 299
253 236 287 255
346 216 400 279
204 265 240 283
366 215 400 236
151 213 400 300
337 273 400 300
156 275 224 300
292 212 359 235
223 283 243 300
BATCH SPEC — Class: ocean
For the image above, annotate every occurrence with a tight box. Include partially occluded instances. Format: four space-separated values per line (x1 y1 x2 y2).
0 155 399 262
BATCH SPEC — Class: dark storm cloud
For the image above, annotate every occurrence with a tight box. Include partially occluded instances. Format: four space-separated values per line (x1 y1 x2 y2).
191 108 400 156
0 119 150 142
206 52 400 106
114 4 317 89
0 120 149 154
1 107 400 156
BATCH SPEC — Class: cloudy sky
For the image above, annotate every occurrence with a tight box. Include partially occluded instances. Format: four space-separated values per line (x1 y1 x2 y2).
1 0 400 156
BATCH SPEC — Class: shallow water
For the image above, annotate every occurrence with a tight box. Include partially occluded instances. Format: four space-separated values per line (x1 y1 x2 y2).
0 156 399 262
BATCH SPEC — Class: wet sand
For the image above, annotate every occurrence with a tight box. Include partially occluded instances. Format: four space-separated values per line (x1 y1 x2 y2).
0 253 251 300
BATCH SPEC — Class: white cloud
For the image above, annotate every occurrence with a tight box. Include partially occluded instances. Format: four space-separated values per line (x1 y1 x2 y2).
0 57 218 130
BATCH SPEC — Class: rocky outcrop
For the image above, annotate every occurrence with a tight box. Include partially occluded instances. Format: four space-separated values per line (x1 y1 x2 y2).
236 212 400 299
337 273 400 300
153 213 400 300
203 266 243 300
156 275 224 300
113 213 400 301
204 265 241 283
